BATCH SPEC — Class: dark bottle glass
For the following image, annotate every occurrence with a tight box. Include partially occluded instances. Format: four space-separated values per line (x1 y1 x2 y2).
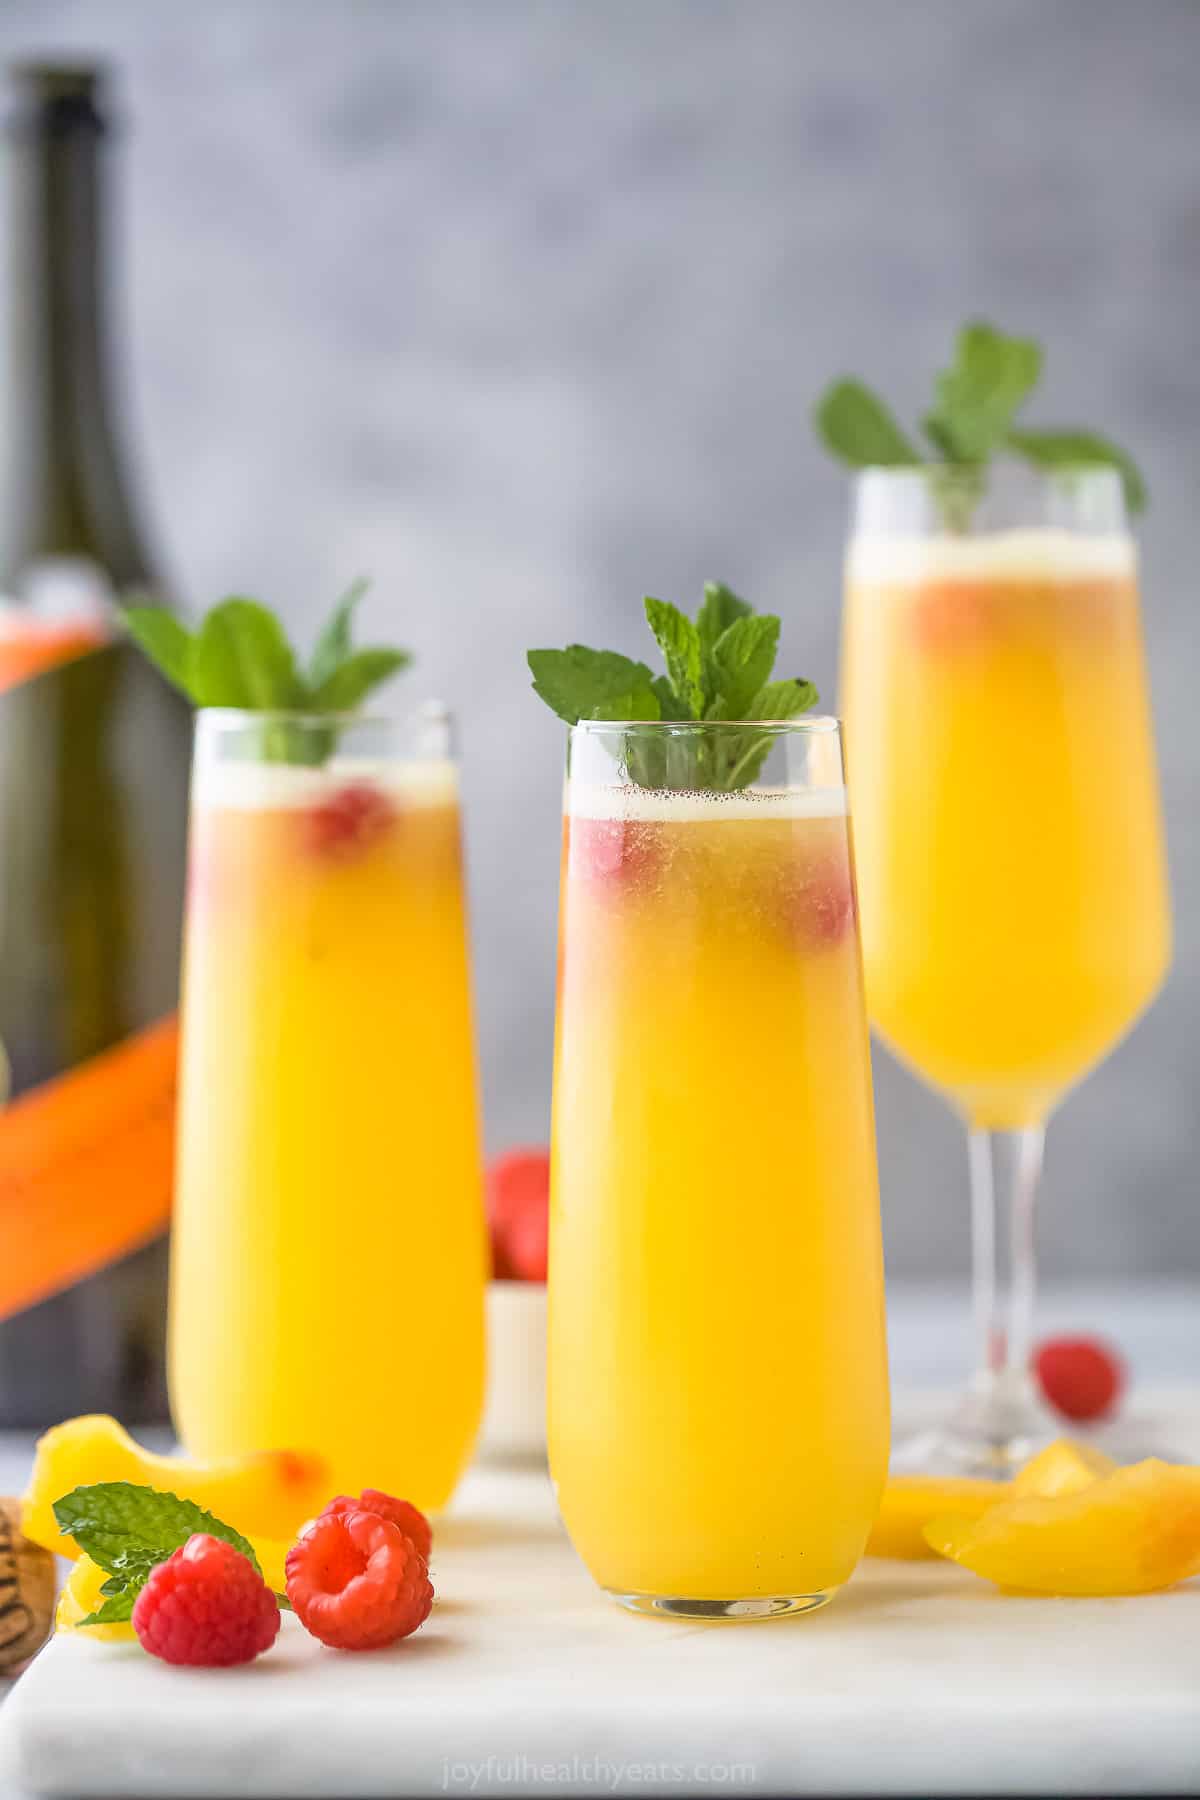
0 64 190 1425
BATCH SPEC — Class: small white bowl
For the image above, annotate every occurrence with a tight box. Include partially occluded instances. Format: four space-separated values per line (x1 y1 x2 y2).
478 1280 547 1462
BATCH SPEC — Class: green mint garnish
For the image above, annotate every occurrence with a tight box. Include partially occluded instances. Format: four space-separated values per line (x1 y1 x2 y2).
527 581 818 792
815 319 1146 522
1005 426 1147 515
52 1481 278 1628
118 580 411 765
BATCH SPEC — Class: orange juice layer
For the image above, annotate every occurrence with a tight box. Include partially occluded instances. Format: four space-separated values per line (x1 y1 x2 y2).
549 785 889 1601
842 531 1171 1129
170 758 486 1511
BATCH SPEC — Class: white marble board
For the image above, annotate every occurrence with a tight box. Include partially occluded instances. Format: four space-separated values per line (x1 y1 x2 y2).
2 1457 1199 1798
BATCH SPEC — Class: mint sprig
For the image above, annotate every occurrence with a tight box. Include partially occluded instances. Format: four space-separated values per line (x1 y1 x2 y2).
527 581 818 792
815 319 1146 521
119 580 411 765
52 1481 284 1629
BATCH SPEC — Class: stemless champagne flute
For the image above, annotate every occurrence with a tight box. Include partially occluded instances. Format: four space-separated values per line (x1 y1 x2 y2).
170 707 487 1509
840 465 1171 1474
548 718 889 1617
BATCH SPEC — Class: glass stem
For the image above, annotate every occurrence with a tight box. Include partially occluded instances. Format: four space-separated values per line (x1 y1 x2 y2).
949 1125 1051 1470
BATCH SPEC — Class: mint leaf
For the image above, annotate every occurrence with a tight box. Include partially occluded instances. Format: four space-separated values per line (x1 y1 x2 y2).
746 676 820 721
118 608 195 698
814 379 922 468
526 584 819 791
119 583 413 765
310 647 411 712
308 576 369 690
928 462 986 533
716 677 820 791
643 597 703 718
815 318 1148 525
923 321 1041 463
78 1591 137 1629
527 646 657 725
599 688 661 722
53 1482 262 1582
190 599 305 711
650 674 693 721
1005 427 1146 514
709 614 781 718
696 581 751 664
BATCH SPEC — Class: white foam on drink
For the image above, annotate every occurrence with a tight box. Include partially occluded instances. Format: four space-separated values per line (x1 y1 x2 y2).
193 756 459 812
846 527 1136 587
567 781 848 823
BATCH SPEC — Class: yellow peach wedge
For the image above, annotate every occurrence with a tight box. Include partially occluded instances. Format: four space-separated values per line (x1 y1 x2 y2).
1011 1437 1116 1500
924 1458 1200 1596
56 1554 135 1643
23 1415 328 1559
866 1475 1009 1559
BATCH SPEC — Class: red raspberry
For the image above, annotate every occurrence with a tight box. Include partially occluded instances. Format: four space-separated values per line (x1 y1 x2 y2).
486 1148 550 1282
132 1535 280 1668
910 584 991 654
569 817 661 891
505 1193 549 1282
305 783 396 858
286 1511 433 1651
1034 1335 1126 1422
778 841 856 948
320 1489 432 1563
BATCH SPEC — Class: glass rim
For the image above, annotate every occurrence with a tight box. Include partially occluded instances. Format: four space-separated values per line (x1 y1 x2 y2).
196 701 450 731
571 714 840 736
849 461 1123 489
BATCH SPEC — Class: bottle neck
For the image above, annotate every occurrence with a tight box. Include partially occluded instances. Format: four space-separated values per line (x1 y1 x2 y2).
4 90 156 594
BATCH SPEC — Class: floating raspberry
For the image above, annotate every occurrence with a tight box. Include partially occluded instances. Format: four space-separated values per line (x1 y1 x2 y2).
305 783 396 858
570 817 661 890
286 1511 433 1651
803 868 856 944
320 1490 432 1563
778 842 856 948
1034 1335 1125 1422
131 1534 280 1668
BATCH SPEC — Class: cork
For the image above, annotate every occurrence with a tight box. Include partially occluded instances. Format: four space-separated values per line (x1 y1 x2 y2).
0 1497 56 1673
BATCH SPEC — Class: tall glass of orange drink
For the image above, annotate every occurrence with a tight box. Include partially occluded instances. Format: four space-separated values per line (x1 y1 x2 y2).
549 718 889 1617
169 707 486 1509
841 465 1171 1472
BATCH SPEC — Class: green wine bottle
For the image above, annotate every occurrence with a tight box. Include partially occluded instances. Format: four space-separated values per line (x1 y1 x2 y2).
0 64 190 1425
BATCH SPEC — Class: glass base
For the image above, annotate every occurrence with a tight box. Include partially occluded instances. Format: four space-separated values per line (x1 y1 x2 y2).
606 1587 836 1620
892 1370 1057 1478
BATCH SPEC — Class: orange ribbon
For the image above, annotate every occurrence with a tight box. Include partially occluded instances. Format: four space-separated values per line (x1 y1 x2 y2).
0 1016 178 1320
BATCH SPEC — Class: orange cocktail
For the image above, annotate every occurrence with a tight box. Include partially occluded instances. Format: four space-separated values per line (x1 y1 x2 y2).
170 711 486 1509
548 720 888 1615
843 522 1170 1128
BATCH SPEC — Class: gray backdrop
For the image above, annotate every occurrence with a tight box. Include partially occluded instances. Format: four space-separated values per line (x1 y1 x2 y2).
2 0 1195 1279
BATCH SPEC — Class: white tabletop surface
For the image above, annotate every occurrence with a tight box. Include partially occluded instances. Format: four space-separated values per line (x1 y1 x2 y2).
1 1283 1198 1799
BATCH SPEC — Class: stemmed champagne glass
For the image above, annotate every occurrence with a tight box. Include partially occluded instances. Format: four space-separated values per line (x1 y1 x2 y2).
840 465 1171 1474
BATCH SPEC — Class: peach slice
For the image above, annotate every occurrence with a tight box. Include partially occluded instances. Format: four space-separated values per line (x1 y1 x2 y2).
1012 1437 1116 1500
866 1475 1009 1559
924 1459 1200 1595
23 1415 328 1559
56 1554 135 1643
